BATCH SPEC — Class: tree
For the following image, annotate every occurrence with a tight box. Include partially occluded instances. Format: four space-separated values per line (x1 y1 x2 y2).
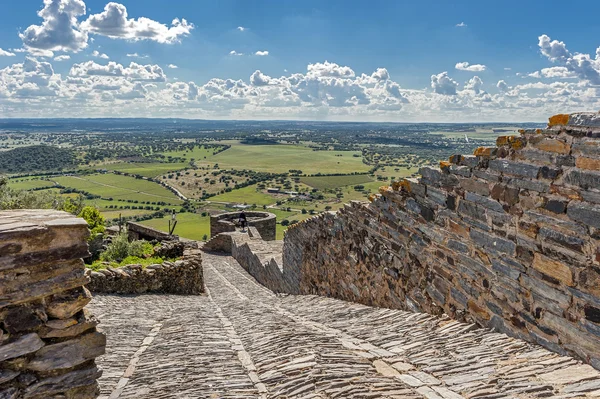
78 206 105 236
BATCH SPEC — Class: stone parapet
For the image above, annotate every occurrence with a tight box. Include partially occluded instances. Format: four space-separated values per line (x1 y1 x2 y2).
282 112 600 368
210 211 277 241
86 248 204 295
0 210 106 398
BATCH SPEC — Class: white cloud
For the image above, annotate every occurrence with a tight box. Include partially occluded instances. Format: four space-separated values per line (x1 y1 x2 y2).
538 34 600 84
237 26 246 32
167 64 178 69
497 80 509 92
307 61 355 78
229 50 243 56
69 60 166 81
54 55 71 61
463 76 484 94
431 71 458 95
504 67 512 71
126 53 148 58
20 0 88 56
255 50 269 56
81 2 193 43
92 50 109 59
456 22 467 27
455 62 487 72
0 49 16 57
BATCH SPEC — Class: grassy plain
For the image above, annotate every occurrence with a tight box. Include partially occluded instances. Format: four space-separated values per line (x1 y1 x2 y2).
52 174 183 204
198 144 370 174
160 146 222 161
300 174 373 190
210 185 276 206
139 213 210 241
8 178 54 191
96 162 190 178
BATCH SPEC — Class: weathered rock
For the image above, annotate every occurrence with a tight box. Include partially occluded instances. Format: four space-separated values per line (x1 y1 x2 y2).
0 334 44 362
27 332 106 372
45 287 92 319
567 201 600 229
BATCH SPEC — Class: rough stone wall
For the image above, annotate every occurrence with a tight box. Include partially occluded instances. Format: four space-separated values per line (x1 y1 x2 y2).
283 113 600 368
126 221 178 242
86 248 204 295
0 210 106 398
210 212 277 241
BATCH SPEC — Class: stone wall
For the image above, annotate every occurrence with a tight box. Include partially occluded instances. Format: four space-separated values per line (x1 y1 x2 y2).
126 221 178 242
0 210 106 398
86 248 204 295
283 112 600 368
210 211 277 241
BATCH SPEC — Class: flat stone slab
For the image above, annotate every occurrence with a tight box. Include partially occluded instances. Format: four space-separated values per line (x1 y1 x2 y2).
89 253 600 399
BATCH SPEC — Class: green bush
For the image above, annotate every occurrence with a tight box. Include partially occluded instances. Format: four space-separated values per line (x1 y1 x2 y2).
100 232 154 263
78 206 105 236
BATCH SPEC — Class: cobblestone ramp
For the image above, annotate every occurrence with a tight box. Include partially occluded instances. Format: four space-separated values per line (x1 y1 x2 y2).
89 253 600 398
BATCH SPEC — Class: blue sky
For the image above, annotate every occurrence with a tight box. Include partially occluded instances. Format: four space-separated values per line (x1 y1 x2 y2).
0 0 599 121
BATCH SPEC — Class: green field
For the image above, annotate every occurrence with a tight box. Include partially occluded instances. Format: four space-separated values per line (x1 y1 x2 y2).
201 144 370 175
160 146 221 161
95 162 190 178
52 174 183 204
8 178 55 191
140 213 210 241
300 174 373 190
210 185 276 206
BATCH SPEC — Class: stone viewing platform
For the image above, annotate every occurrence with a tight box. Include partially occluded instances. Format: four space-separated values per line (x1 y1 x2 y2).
210 211 277 241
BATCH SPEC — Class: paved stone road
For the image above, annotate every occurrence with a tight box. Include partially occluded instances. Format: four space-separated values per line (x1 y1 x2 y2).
89 253 600 398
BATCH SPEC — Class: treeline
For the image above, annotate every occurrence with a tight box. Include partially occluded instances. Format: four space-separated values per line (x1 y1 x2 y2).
0 145 77 173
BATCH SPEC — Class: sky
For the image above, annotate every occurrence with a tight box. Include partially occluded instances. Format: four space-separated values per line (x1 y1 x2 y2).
0 0 599 122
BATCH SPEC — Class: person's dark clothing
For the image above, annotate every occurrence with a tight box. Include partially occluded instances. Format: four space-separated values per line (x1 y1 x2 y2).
239 212 247 228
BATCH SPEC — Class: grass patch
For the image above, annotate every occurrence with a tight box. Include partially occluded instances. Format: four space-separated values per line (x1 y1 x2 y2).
8 178 55 191
210 185 276 206
88 256 166 271
199 143 370 174
52 173 183 204
300 174 373 190
96 162 190 178
139 212 210 241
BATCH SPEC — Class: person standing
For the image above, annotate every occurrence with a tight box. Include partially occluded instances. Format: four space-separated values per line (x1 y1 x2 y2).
238 211 247 231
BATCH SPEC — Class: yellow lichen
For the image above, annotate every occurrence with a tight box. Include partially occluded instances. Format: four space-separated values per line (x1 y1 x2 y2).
368 194 377 202
535 128 542 134
439 161 451 171
548 113 570 127
399 179 412 193
391 181 402 191
378 186 392 195
508 136 525 150
496 136 510 146
474 147 494 157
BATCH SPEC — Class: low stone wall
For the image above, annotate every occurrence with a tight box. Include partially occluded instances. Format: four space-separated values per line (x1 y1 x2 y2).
283 113 600 368
0 210 106 399
86 248 204 295
126 221 178 242
210 211 277 241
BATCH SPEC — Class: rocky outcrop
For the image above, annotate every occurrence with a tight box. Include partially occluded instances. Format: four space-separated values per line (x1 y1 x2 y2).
86 248 204 295
282 112 600 368
0 210 105 399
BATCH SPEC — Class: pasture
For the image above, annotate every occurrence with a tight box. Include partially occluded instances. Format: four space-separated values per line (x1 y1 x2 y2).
210 185 276 206
140 213 210 241
97 162 190 178
199 144 370 175
300 174 373 190
52 174 183 204
8 178 55 191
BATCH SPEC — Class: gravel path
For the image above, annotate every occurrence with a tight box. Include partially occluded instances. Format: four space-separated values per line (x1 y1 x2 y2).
89 253 600 399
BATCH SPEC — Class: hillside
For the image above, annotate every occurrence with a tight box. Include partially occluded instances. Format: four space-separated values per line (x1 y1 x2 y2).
0 145 77 173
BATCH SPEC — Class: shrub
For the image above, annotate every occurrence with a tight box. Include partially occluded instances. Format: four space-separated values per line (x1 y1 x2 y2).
78 206 105 236
100 232 154 263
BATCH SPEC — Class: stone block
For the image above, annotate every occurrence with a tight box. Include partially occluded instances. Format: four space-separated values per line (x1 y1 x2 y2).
457 200 487 222
459 178 490 196
506 177 550 193
532 253 574 286
465 192 504 212
539 227 584 253
565 169 600 190
567 201 600 229
470 229 516 255
449 165 472 177
0 333 44 362
27 332 106 372
489 159 541 179
576 157 600 171
460 155 479 168
544 199 567 214
532 138 571 154
46 287 92 319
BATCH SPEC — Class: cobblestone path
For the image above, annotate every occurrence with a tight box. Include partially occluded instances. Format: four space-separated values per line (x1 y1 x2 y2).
89 253 600 398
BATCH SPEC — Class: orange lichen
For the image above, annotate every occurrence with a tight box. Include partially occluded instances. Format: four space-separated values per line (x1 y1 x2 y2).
378 186 392 195
368 194 377 202
439 161 451 171
508 136 526 150
391 180 402 191
518 129 525 134
399 179 412 193
473 147 495 157
548 113 570 127
535 128 543 134
496 136 510 146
